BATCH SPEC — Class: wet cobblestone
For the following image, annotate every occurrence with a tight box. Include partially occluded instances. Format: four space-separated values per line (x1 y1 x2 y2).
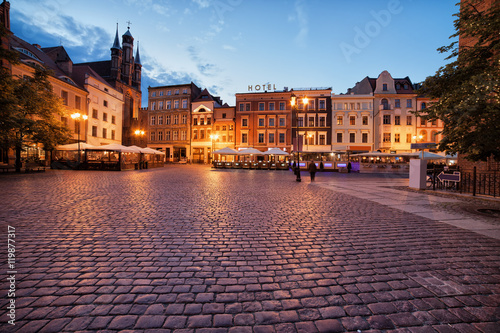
0 166 499 332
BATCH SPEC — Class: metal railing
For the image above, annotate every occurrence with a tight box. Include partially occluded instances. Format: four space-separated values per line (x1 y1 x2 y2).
427 167 499 197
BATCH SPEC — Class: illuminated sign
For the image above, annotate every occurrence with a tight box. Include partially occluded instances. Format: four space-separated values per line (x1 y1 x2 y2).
248 84 277 92
337 163 347 168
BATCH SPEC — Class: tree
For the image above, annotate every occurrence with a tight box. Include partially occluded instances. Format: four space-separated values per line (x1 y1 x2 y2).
9 68 72 172
415 0 500 162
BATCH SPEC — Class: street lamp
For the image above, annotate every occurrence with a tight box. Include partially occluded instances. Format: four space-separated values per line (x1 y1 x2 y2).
291 94 308 182
210 134 218 165
134 129 145 146
71 112 88 165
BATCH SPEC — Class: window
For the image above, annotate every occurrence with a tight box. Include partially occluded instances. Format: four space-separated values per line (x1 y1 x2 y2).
279 102 285 110
337 133 343 143
269 103 275 111
183 89 188 94
395 116 400 125
222 135 226 142
151 102 156 110
404 84 409 90
421 118 426 126
258 118 265 127
349 133 355 143
279 117 286 127
229 125 233 130
159 91 164 96
258 133 265 143
421 130 428 141
421 102 426 110
406 133 412 143
166 115 171 125
279 133 285 143
229 135 233 142
181 130 187 140
194 118 198 126
166 131 171 140
102 128 107 139
158 115 163 125
103 113 108 122
319 116 325 127
406 116 412 126
112 115 116 124
200 130 205 139
182 100 188 108
150 116 156 125
103 100 108 107
167 90 171 96
269 118 275 127
246 103 250 111
307 117 313 127
222 126 227 131
174 100 179 109
182 114 187 124
432 119 437 126
151 91 156 97
431 131 438 142
92 109 98 119
239 103 245 111
381 99 389 110
349 116 355 126
383 115 391 124
319 134 326 145
174 115 179 124
298 116 304 127
259 103 265 111
193 130 198 140
319 100 326 109
92 126 97 137
395 99 400 108
173 131 178 140
159 101 163 110
174 89 179 95
242 133 248 143
362 116 368 125
242 118 248 127
337 116 343 125
61 116 68 127
407 99 412 108
158 131 163 141
309 100 315 110
383 83 388 91
383 133 391 143
75 96 81 110
269 133 275 143
150 132 155 141
207 118 211 125
362 133 368 143
111 130 115 140
61 90 68 105
167 101 171 109
395 133 400 143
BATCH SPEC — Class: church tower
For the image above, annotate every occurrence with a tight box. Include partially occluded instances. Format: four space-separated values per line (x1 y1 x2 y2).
121 26 134 86
133 41 141 88
110 24 122 81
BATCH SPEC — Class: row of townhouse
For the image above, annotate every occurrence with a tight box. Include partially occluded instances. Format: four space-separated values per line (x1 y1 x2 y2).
1 1 142 164
144 70 443 163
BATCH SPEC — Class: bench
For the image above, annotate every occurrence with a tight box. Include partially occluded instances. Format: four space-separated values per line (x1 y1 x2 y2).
24 163 46 173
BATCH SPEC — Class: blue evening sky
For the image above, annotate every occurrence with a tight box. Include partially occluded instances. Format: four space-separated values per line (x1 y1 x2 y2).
10 0 457 106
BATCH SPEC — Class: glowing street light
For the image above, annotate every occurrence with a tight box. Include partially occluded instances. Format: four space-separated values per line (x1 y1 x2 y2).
70 112 88 165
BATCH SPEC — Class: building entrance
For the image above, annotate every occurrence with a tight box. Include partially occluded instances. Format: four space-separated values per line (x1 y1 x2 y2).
192 148 204 164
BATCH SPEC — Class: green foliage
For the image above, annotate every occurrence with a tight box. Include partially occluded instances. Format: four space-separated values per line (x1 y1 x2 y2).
416 0 500 161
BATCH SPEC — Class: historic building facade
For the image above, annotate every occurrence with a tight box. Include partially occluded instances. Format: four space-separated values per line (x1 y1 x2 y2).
81 25 142 147
235 90 293 153
146 83 202 162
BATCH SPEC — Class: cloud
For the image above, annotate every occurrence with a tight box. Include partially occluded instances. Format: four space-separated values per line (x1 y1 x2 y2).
187 46 218 76
288 0 309 47
223 45 236 52
192 0 211 9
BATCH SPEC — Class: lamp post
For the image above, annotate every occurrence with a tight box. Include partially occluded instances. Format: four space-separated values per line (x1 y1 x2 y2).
291 94 308 182
71 112 88 165
210 134 218 165
134 129 145 146
412 134 424 157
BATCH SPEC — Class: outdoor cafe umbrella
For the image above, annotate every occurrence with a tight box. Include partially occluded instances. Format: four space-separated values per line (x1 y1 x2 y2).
262 148 289 156
408 151 448 160
213 147 238 155
236 148 264 155
55 143 98 150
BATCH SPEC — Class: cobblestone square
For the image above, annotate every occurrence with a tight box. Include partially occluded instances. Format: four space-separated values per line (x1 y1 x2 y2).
0 166 499 332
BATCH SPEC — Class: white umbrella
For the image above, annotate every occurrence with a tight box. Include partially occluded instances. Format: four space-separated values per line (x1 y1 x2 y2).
262 148 289 156
142 147 165 155
409 151 447 160
213 147 238 155
56 143 97 150
237 148 264 155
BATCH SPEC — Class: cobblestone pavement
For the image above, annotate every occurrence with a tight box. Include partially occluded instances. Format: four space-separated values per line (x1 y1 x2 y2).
0 166 499 333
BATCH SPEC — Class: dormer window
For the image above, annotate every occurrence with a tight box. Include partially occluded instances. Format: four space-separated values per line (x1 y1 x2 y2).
396 83 401 90
58 76 77 86
13 47 43 62
404 83 409 90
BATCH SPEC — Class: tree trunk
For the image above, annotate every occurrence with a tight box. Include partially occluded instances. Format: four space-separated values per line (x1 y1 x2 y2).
15 145 22 173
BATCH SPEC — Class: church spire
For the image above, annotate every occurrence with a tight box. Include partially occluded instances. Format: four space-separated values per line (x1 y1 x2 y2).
111 23 121 50
135 41 141 65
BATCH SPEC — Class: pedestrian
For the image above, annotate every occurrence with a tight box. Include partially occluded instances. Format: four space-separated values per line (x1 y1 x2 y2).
347 161 352 173
308 160 317 181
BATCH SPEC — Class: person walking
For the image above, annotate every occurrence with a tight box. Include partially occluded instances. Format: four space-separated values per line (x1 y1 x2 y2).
308 160 317 182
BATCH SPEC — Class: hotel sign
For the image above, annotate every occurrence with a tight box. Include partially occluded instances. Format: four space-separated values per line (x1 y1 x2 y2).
248 83 277 92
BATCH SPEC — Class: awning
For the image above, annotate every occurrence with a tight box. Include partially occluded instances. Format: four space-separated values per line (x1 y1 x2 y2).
55 143 98 150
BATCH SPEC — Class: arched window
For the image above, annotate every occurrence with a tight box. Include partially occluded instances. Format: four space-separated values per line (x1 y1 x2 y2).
431 131 438 142
420 130 428 142
421 102 426 110
381 99 389 110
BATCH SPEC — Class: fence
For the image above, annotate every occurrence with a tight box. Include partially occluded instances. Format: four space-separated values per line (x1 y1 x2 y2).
427 167 499 197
